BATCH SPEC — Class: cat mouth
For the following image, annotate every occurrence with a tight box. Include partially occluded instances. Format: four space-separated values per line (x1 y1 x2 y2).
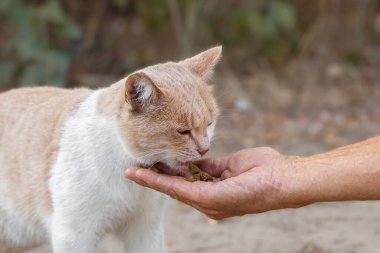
152 161 193 176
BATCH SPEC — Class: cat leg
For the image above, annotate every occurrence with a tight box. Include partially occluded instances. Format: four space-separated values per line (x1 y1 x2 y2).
51 211 102 253
96 234 125 253
23 244 51 253
0 238 44 253
121 215 166 253
0 239 27 253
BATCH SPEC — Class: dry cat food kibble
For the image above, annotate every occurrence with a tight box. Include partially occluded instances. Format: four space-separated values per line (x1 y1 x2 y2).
150 164 213 182
186 164 213 182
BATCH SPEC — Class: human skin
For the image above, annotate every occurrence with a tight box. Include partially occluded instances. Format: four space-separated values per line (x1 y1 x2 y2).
125 136 380 220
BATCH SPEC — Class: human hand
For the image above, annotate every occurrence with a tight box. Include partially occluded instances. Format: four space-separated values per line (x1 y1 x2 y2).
125 147 298 220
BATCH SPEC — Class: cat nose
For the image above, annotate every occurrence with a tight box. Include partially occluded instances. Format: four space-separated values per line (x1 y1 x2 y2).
197 148 209 156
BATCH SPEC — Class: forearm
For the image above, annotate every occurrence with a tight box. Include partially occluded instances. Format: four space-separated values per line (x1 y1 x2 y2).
282 136 380 207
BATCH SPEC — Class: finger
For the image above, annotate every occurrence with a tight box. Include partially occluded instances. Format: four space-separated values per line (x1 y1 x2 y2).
125 167 140 178
126 167 182 199
125 167 147 185
195 156 230 177
127 167 207 204
207 213 226 221
220 169 233 180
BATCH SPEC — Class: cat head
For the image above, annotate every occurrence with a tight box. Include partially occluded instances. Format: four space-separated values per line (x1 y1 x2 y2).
119 46 221 170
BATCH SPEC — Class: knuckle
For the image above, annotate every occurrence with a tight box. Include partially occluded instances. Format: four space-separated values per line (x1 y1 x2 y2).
221 170 231 180
259 147 280 156
207 213 223 221
195 204 211 212
164 189 179 200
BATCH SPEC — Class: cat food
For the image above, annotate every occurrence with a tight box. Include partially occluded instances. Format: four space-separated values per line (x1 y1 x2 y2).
186 164 213 182
151 164 213 182
150 167 161 173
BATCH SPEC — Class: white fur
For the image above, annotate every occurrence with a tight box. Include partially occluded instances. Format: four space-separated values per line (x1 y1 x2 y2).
207 122 216 143
135 79 153 104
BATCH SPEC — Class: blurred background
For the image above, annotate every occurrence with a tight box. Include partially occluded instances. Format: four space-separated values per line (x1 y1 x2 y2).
1 0 380 252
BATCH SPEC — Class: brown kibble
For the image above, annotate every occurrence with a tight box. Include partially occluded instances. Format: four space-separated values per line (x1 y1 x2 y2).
186 164 213 182
198 172 213 182
188 164 202 174
150 164 212 182
150 167 161 173
187 175 199 182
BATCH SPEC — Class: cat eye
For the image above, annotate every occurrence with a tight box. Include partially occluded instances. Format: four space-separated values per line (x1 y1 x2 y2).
178 129 191 135
207 122 213 126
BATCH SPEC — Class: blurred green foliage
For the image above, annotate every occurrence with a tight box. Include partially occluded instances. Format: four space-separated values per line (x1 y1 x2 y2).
111 0 169 27
0 0 377 87
0 0 299 87
0 0 81 86
208 1 297 63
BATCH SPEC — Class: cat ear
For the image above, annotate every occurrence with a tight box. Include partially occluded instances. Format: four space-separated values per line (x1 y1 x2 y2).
179 46 222 81
124 72 161 112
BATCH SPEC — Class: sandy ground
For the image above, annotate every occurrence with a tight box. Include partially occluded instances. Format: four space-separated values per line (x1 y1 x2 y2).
165 201 380 253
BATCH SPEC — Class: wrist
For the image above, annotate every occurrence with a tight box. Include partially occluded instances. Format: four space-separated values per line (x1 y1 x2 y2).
271 136 380 211
278 155 321 209
280 145 380 207
256 155 313 211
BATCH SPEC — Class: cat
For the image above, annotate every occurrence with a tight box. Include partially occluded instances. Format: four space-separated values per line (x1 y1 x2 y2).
0 46 221 253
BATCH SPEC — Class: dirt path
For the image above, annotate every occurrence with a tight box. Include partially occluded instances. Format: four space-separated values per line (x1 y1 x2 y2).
165 201 380 253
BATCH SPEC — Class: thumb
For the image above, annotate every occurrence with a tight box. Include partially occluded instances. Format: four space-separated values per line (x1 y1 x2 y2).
195 156 230 177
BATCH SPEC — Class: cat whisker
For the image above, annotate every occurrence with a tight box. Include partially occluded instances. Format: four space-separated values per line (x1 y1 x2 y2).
132 148 167 156
133 150 168 160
